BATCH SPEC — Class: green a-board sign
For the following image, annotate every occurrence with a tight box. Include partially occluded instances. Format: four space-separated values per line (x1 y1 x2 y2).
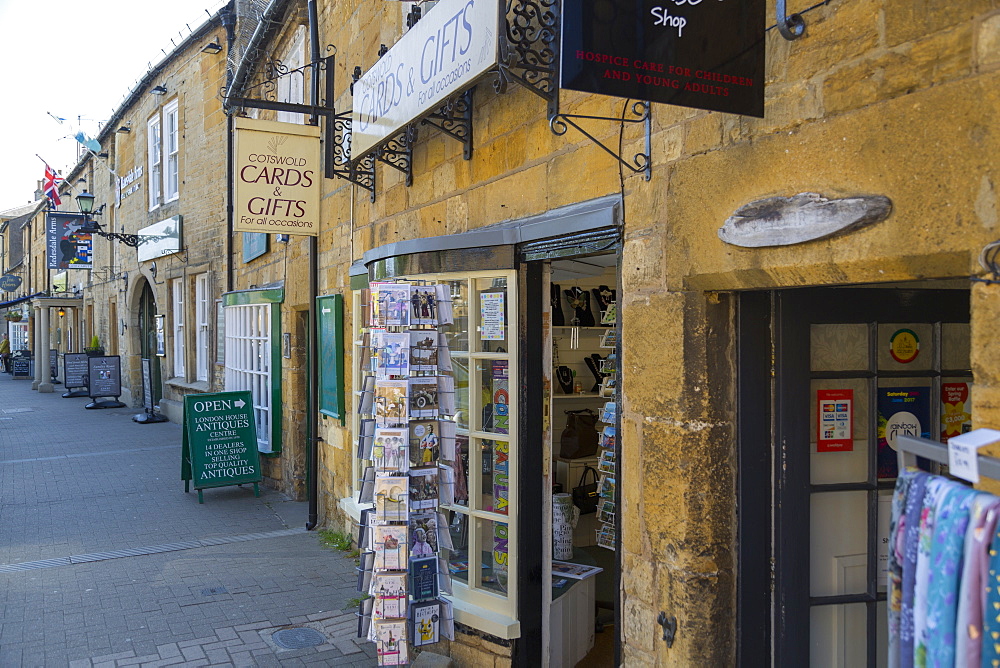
182 390 262 503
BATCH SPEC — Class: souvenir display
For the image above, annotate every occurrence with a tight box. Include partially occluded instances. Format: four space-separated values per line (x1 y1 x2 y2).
357 281 456 660
595 305 618 550
564 286 595 326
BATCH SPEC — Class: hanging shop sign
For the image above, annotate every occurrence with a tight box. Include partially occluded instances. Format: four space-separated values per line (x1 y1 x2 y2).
817 389 853 453
0 275 22 292
136 216 182 262
46 212 93 270
560 0 766 117
181 391 262 503
233 117 321 237
350 0 501 159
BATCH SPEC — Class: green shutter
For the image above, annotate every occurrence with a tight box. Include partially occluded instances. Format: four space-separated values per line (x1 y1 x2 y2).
316 294 345 422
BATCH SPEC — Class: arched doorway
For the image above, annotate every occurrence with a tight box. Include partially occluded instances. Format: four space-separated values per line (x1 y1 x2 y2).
138 282 163 407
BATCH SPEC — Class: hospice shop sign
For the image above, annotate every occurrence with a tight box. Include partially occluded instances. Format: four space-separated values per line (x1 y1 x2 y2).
561 0 765 117
350 0 500 159
233 118 321 236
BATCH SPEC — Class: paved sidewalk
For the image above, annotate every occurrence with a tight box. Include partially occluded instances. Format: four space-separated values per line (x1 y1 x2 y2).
0 372 376 667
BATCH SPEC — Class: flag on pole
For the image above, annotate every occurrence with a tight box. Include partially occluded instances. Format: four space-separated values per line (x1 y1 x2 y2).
43 164 63 207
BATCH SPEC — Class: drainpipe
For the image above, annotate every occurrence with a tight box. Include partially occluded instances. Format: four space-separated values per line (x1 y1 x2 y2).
305 0 321 531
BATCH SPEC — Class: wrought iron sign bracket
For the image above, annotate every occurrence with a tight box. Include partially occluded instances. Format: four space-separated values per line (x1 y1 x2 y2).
376 126 417 187
550 100 652 182
776 0 806 40
494 0 559 119
329 111 376 202
421 89 475 161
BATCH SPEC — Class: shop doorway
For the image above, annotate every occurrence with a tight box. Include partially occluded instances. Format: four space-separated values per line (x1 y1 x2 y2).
738 285 970 666
522 250 621 668
137 281 163 407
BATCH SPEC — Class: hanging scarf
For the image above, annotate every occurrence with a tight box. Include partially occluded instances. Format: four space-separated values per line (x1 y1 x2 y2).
889 469 922 666
955 495 1000 668
922 483 977 667
979 517 1000 668
913 477 951 667
900 472 930 668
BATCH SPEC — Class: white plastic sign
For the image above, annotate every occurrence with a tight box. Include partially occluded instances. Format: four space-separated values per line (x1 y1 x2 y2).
947 428 1000 483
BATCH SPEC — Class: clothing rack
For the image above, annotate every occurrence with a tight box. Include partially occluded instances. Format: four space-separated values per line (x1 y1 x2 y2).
897 433 1000 481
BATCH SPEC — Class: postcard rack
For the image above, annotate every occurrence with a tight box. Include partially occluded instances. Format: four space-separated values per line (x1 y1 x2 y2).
897 433 1000 480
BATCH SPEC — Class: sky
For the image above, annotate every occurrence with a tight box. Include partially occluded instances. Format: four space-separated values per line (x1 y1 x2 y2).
0 0 229 210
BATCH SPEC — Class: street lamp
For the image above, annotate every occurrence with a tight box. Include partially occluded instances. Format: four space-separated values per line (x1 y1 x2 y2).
75 190 155 248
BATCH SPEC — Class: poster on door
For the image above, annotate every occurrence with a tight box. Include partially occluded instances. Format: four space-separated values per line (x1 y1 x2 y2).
877 387 931 479
941 382 972 440
817 389 853 452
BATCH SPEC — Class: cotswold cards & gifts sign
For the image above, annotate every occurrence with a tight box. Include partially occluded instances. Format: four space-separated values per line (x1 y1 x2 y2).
561 0 766 117
233 118 321 236
350 0 501 159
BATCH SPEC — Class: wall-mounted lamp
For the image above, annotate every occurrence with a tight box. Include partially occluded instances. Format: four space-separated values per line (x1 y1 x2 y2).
76 191 155 248
57 308 66 317
151 85 167 95
97 152 109 158
116 125 132 133
202 41 223 54
149 262 157 279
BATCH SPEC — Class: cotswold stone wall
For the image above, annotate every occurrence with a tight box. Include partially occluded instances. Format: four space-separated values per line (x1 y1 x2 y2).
289 0 1000 664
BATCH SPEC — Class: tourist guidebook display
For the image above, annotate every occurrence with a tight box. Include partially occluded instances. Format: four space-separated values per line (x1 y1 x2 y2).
358 282 457 663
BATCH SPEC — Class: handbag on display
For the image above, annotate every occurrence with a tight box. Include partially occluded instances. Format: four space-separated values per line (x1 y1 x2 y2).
572 466 600 514
560 409 599 459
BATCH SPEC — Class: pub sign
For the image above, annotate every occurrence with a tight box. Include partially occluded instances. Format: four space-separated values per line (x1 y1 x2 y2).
560 0 766 117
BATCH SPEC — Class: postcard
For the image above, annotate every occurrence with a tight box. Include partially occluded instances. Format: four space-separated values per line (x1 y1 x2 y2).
434 283 453 325
357 550 375 593
437 331 453 372
374 283 411 328
410 555 439 601
357 596 373 640
411 600 441 646
409 330 439 372
372 573 408 619
409 420 441 468
358 375 376 415
374 475 409 522
409 512 439 556
410 285 439 326
373 524 409 571
358 466 376 505
373 427 409 472
374 619 408 665
374 331 410 378
438 420 457 461
437 375 456 415
409 468 439 511
374 380 408 425
408 378 440 418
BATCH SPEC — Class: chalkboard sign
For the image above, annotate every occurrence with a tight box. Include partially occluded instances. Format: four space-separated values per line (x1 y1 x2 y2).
88 356 122 398
50 349 58 381
64 353 89 387
12 356 30 378
142 358 154 410
182 391 262 503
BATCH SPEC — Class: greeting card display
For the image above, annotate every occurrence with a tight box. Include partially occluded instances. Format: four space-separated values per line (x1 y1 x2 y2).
409 512 440 555
409 420 441 468
408 378 440 417
374 284 412 328
410 286 438 326
374 331 410 377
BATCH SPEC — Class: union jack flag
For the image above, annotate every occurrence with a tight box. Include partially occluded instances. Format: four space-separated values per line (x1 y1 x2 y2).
43 164 63 207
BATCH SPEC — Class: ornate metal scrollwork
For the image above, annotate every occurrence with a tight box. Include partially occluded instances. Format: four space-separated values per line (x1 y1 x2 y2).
421 89 475 160
497 0 559 118
330 111 376 201
550 100 652 181
377 126 417 187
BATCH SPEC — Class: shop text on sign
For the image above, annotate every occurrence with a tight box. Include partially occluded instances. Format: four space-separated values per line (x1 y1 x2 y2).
561 0 765 117
233 118 321 236
182 391 262 493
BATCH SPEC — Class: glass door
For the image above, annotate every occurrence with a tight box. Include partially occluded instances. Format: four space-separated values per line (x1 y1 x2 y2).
755 287 970 666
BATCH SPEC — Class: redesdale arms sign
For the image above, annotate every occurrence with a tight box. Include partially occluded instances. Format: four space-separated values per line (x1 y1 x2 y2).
350 0 501 159
561 0 765 117
233 118 321 236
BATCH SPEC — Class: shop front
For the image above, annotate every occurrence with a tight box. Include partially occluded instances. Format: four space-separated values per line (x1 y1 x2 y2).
340 195 623 666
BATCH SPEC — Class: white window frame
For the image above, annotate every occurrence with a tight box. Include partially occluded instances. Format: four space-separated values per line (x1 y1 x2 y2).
171 278 186 379
276 27 305 124
224 303 273 452
347 271 519 634
147 115 162 210
164 100 180 202
195 273 210 382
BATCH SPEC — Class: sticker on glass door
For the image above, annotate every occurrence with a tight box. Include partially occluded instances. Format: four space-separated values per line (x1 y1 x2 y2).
817 389 854 452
